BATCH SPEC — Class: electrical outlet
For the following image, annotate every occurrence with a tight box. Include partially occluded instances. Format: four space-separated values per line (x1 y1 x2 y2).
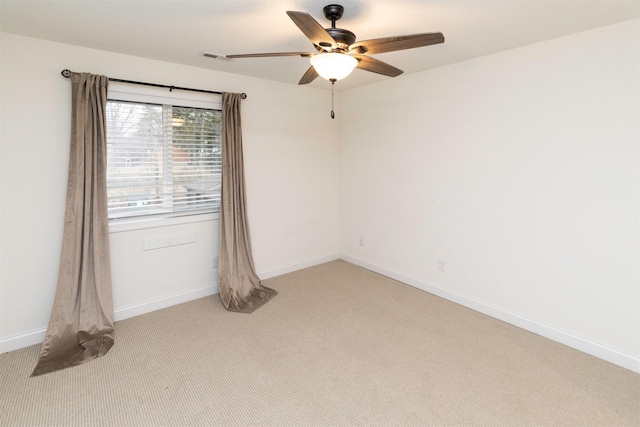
212 256 219 269
438 259 445 272
359 236 364 246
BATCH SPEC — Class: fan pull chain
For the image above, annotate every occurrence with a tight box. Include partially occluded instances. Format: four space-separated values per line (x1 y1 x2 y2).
330 78 336 119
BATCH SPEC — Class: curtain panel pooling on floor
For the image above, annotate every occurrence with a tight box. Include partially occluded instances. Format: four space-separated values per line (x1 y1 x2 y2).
218 92 276 313
32 72 114 376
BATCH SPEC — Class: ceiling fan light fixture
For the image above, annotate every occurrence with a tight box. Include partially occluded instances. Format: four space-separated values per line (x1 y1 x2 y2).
310 53 358 81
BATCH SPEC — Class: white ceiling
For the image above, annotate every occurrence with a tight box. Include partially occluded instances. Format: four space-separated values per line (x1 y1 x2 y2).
1 0 638 91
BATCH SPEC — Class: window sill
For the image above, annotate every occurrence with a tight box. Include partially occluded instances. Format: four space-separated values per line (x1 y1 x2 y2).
109 212 219 233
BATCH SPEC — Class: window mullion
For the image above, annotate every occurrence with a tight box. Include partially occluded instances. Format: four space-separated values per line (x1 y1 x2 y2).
162 105 174 212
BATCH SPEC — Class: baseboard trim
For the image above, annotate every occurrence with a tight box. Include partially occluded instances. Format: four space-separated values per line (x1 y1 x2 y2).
0 329 47 354
257 252 341 280
0 283 219 354
113 283 219 322
341 253 640 374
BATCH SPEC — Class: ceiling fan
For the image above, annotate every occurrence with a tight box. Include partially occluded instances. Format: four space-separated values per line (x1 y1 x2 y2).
222 4 445 86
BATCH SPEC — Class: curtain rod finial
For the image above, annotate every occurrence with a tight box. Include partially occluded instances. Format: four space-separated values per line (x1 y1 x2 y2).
241 93 247 99
61 69 72 78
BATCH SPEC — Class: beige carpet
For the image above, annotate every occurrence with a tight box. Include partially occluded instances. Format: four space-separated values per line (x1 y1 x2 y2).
1 260 638 426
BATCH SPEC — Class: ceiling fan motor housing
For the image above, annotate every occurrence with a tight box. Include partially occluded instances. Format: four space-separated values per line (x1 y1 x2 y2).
326 28 356 50
321 4 356 51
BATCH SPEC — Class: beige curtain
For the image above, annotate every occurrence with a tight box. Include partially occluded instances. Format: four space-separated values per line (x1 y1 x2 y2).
32 73 114 376
218 93 277 313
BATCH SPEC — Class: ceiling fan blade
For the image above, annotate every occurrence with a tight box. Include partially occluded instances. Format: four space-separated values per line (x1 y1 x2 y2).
298 66 319 85
353 55 403 77
286 11 337 51
226 52 314 59
350 32 444 55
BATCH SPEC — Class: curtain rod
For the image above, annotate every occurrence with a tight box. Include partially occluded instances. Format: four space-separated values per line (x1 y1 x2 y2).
60 69 247 99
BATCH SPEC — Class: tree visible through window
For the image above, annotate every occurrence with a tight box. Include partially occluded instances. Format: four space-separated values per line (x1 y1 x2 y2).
106 100 222 219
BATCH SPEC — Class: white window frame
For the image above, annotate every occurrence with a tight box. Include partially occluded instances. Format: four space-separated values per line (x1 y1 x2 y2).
106 82 223 233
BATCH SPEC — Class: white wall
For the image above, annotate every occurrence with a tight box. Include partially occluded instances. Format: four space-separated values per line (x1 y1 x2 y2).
341 20 640 372
0 33 341 351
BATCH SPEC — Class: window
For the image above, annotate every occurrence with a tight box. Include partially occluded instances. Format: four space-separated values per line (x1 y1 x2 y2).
105 87 222 221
